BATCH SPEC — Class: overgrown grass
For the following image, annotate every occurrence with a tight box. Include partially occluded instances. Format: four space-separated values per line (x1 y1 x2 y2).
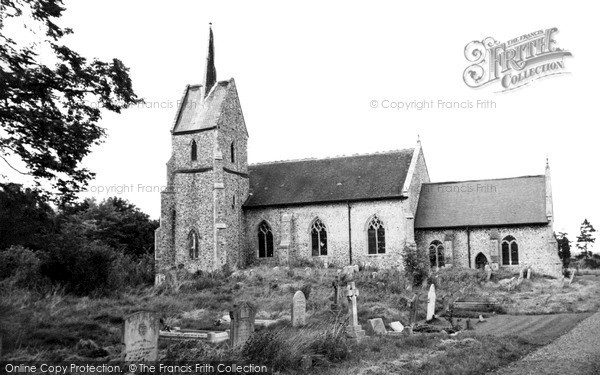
1 264 597 370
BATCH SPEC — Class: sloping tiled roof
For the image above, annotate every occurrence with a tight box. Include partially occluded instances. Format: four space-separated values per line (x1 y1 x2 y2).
415 175 548 228
244 149 415 207
172 80 231 134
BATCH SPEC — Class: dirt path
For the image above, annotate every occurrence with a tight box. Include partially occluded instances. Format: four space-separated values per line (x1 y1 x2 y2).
472 312 593 345
486 311 600 375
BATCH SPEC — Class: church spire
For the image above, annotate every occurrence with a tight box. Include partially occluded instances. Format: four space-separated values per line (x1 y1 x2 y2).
203 23 217 99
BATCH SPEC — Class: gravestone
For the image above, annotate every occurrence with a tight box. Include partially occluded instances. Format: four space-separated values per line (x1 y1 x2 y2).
568 269 576 285
484 265 492 281
366 318 387 335
291 291 307 327
519 268 524 279
331 278 343 312
516 272 523 286
344 282 365 341
426 284 436 321
409 294 419 325
229 301 257 347
390 321 404 332
123 311 160 361
526 267 532 279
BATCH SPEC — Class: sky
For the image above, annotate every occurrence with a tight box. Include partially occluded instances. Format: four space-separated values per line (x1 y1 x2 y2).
2 0 598 249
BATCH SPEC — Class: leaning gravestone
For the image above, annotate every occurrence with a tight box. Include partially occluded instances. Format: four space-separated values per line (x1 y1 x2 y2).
291 291 307 327
526 267 532 279
229 301 257 347
366 318 387 335
484 265 492 281
426 284 436 321
390 321 404 332
568 269 576 285
123 311 160 361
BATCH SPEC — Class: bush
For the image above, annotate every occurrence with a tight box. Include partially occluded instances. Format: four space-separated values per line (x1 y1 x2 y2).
0 246 47 290
403 243 430 287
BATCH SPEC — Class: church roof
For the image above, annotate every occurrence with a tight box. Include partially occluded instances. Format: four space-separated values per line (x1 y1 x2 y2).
415 175 548 229
171 80 232 134
244 149 415 207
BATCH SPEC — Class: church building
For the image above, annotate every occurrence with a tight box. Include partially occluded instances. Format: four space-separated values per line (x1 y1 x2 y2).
154 27 562 283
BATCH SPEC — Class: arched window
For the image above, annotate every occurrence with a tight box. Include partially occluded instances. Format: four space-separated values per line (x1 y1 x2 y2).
188 230 199 259
191 140 197 161
429 240 445 268
258 221 274 258
367 215 385 254
311 218 328 256
501 235 519 265
230 141 235 163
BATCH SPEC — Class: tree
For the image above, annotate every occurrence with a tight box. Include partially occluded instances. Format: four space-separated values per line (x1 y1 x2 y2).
0 0 141 203
0 182 55 250
576 219 596 259
555 232 571 267
57 196 159 256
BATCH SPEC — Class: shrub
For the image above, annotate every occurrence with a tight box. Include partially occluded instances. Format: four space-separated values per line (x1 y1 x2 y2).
402 243 430 287
0 246 47 290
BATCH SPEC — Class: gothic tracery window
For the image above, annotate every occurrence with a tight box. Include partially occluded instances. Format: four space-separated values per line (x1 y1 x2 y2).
311 218 328 256
367 215 385 254
188 230 199 259
501 235 519 265
258 221 274 258
429 240 445 268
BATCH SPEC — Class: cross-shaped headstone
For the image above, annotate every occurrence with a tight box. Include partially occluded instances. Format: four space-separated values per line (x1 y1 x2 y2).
346 282 359 327
344 282 365 341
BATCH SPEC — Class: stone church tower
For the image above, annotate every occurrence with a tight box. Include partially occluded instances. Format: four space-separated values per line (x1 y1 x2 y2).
155 25 249 282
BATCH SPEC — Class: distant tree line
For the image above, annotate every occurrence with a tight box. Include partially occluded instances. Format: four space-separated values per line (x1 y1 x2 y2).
0 183 158 295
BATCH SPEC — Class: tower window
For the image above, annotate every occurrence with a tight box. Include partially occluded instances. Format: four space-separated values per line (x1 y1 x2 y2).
188 230 199 259
367 215 385 254
230 142 235 163
191 140 197 161
501 235 519 265
311 218 328 256
258 221 274 258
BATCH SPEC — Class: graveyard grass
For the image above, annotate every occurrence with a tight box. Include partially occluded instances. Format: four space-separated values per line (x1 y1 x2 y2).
2 266 600 374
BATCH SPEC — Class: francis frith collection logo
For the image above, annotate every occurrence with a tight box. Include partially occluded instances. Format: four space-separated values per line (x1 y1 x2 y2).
463 27 572 92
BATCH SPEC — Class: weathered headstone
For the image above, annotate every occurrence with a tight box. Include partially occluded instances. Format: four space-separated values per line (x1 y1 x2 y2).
568 269 576 285
390 321 404 332
366 318 387 335
516 272 523 286
344 282 365 341
426 284 436 321
409 294 419 325
466 318 473 330
526 267 532 279
330 278 343 312
123 311 160 361
291 291 307 327
484 265 492 281
229 301 257 347
519 268 524 279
